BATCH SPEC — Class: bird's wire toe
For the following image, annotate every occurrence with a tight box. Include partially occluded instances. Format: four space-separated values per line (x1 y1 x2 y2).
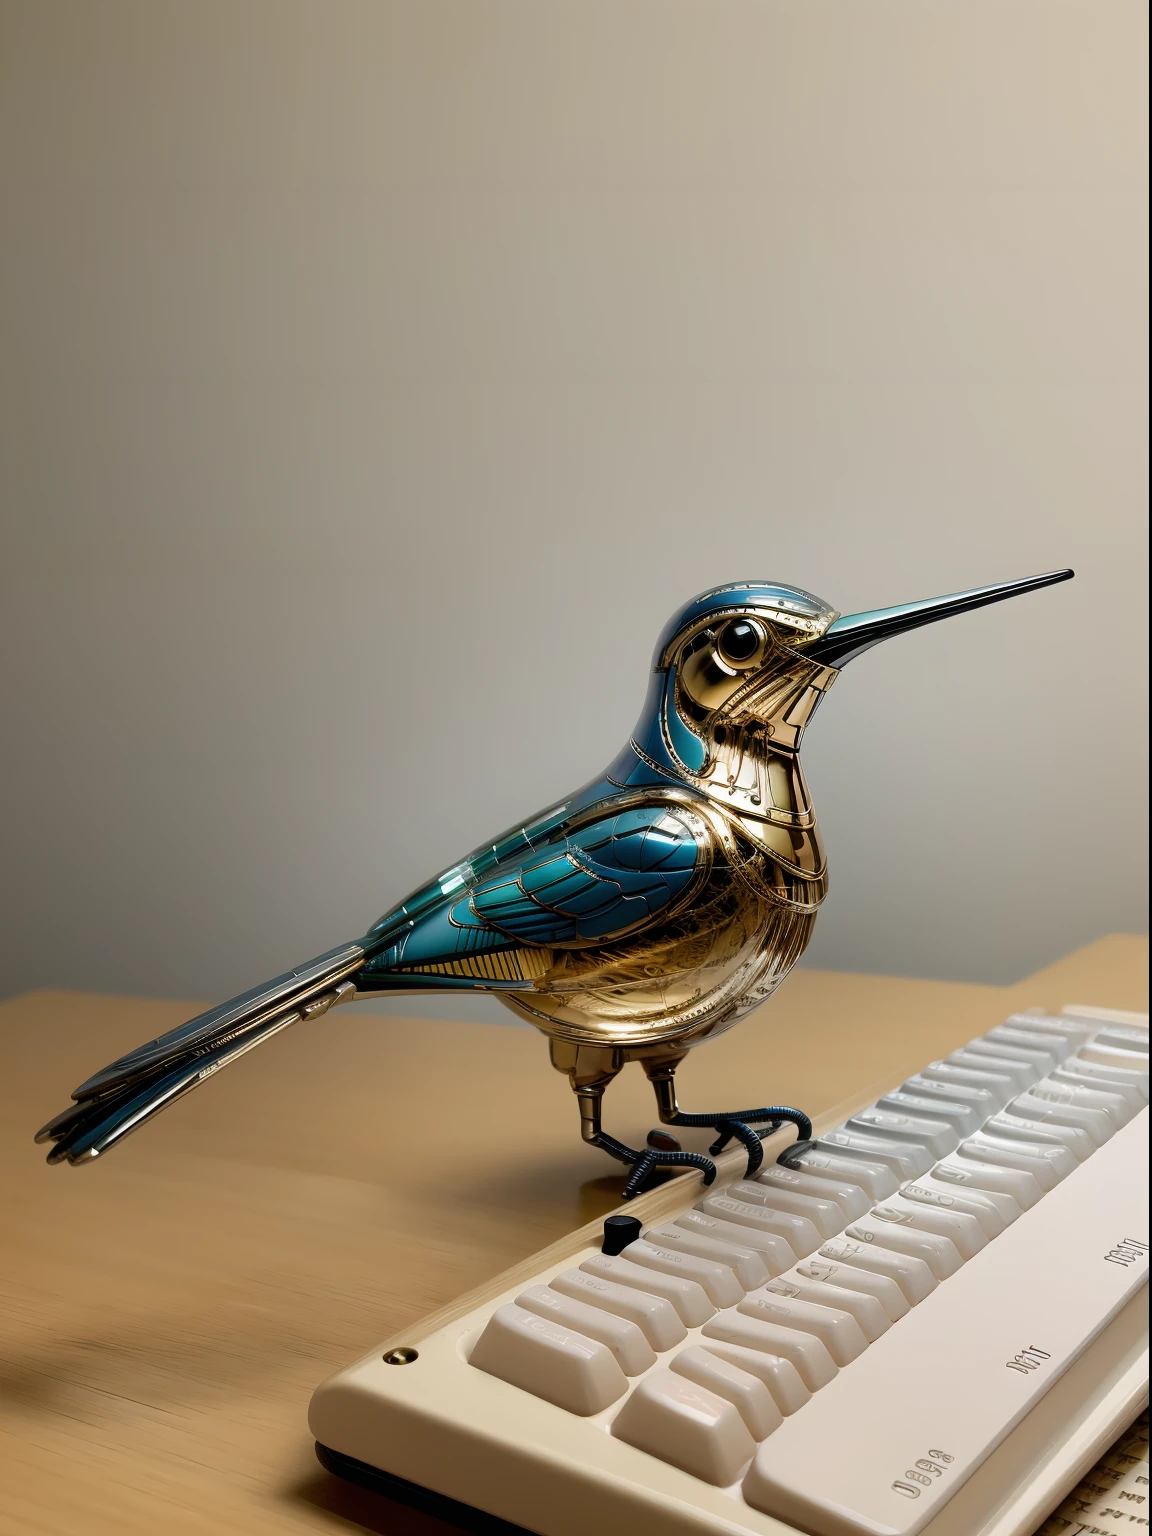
668 1103 812 1178
589 1130 716 1200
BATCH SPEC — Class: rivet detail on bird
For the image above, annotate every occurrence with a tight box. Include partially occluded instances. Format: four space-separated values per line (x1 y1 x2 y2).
36 569 1073 1197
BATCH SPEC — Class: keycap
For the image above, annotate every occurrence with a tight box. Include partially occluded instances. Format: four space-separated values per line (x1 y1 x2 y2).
989 1107 1095 1160
644 1223 768 1290
698 1341 810 1415
470 1303 627 1414
737 1290 869 1365
670 1346 783 1439
979 1117 1084 1174
1038 1073 1136 1124
902 1073 1000 1120
579 1252 714 1326
1062 1054 1148 1102
961 1041 1048 1085
549 1267 686 1351
818 1131 929 1179
985 1024 1069 1065
1003 1090 1113 1146
673 1210 797 1276
932 1153 1043 1208
817 1236 937 1304
763 1274 890 1341
794 1256 910 1322
515 1285 655 1374
899 1177 1016 1237
1078 1040 1149 1071
756 1163 872 1220
947 1048 1033 1094
785 1146 899 1201
1004 1012 1093 1050
622 1238 743 1307
845 1215 962 1280
957 1131 1064 1190
920 1060 1012 1110
699 1194 821 1257
867 1193 986 1260
728 1178 845 1239
741 1110 1149 1536
846 1110 958 1159
701 1309 839 1390
874 1090 982 1138
611 1370 755 1485
1093 1025 1148 1053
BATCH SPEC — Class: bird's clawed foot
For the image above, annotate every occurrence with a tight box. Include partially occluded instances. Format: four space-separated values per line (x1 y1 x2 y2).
661 1105 813 1179
587 1129 717 1201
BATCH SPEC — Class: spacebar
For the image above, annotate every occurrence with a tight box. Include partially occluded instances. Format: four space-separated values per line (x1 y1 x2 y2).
742 1109 1149 1536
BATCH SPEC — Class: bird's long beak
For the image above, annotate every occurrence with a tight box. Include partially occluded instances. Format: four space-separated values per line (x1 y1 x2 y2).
805 569 1074 669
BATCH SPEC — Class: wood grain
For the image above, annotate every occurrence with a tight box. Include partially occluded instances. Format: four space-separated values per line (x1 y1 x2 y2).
0 935 1145 1536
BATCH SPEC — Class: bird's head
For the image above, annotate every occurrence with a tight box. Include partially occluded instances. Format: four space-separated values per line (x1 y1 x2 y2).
628 571 1073 802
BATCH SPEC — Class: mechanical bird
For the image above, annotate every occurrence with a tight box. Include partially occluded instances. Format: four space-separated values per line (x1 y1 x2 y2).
37 569 1073 1196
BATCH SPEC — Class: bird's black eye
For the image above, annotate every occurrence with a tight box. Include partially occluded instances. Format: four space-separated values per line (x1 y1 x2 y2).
716 619 764 667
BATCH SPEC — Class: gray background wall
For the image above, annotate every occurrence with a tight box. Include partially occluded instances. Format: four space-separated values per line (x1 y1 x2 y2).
2 0 1146 1021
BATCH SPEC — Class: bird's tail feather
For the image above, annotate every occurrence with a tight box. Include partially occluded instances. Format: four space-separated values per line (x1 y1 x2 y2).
35 943 365 1164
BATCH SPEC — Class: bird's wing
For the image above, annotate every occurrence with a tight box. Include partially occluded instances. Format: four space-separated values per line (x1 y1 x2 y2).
369 804 709 981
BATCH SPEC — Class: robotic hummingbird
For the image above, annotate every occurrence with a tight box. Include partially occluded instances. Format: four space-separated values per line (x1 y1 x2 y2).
37 568 1072 1196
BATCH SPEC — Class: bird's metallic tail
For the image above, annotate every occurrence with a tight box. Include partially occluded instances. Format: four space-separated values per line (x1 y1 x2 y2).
34 943 365 1165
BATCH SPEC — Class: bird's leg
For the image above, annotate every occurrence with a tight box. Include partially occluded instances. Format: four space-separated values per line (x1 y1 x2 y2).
550 1041 717 1200
644 1059 812 1180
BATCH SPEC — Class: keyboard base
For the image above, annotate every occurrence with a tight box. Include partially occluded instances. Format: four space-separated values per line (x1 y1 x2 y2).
314 1442 531 1535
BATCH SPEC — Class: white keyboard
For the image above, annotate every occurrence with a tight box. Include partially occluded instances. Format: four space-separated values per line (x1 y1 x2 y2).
310 1005 1149 1536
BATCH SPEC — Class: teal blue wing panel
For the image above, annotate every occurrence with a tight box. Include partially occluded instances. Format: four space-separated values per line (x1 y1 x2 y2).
469 805 703 944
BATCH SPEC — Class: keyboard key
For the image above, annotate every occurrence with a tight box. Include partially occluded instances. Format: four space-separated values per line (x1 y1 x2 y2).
1003 1091 1112 1147
764 1274 890 1341
701 1310 838 1391
756 1164 872 1221
817 1236 937 1304
867 1194 986 1260
846 1110 958 1159
579 1253 714 1326
611 1370 755 1485
900 1177 1016 1237
515 1286 655 1375
549 1267 686 1351
670 1346 783 1439
1039 1073 1136 1124
644 1223 768 1290
1078 1040 1149 1072
622 1238 743 1307
698 1341 810 1415
1061 1054 1148 1103
932 1154 1044 1209
818 1131 929 1179
673 1210 797 1276
947 1048 1033 1095
920 1060 1012 1110
957 1132 1064 1190
785 1147 899 1201
985 1025 1068 1066
737 1291 869 1365
1003 1012 1093 1051
902 1072 1000 1120
845 1215 962 1280
470 1302 627 1414
699 1194 820 1257
874 1090 983 1138
728 1179 844 1239
1093 1025 1149 1054
794 1256 910 1322
978 1119 1082 1177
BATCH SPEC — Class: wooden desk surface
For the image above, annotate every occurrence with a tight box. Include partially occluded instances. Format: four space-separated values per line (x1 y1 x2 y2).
1 935 1146 1536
